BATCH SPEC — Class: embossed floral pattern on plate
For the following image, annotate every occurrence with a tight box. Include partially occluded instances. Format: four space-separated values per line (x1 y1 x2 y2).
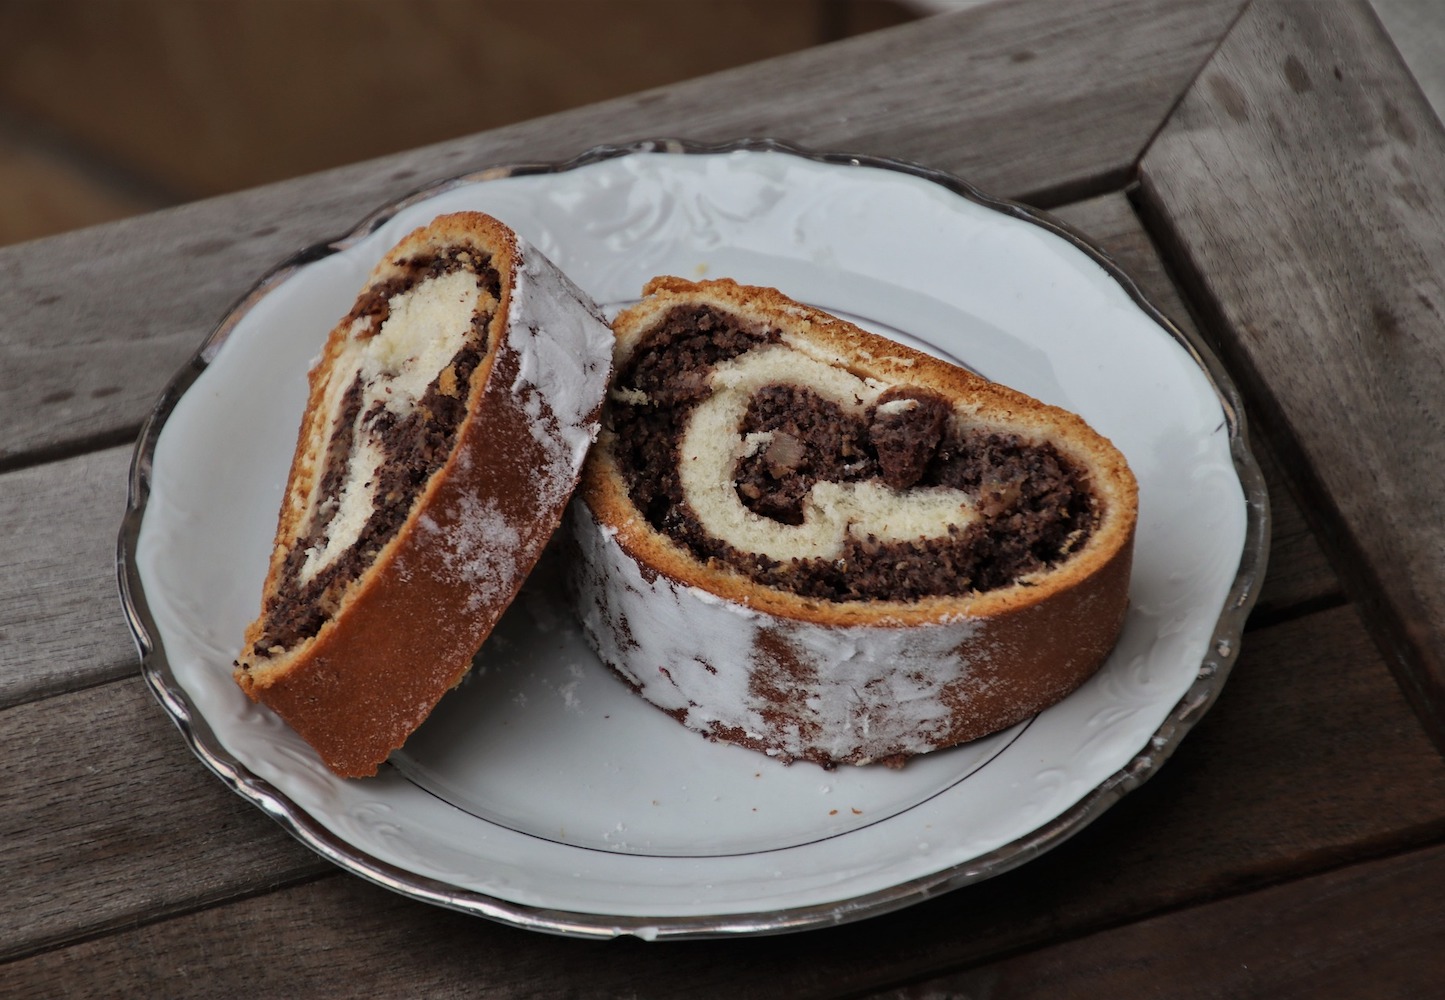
119 140 1268 939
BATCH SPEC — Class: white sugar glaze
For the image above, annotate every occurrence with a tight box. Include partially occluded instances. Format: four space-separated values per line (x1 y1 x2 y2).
567 500 989 765
503 236 615 509
408 231 614 599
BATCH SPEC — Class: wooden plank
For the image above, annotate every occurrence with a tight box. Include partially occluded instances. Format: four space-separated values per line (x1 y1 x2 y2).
0 197 1339 710
868 843 1445 998
0 445 137 709
0 677 330 963
0 0 1243 468
8 603 1444 986
1137 0 1445 750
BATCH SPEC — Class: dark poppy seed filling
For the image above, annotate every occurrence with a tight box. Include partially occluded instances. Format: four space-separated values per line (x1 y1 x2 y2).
254 251 499 653
608 304 777 530
608 305 1099 602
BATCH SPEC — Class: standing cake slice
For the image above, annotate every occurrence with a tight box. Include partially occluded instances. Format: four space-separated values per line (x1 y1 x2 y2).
570 276 1138 767
235 212 613 777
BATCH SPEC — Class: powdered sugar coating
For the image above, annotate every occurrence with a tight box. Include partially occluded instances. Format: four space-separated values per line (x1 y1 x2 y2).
409 231 612 619
568 500 997 766
504 235 615 509
415 493 520 615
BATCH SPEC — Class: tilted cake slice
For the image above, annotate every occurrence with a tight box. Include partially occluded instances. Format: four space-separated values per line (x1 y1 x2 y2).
235 212 613 777
569 276 1138 767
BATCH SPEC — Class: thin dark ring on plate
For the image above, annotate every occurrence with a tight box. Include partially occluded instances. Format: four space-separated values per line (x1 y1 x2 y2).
116 137 1270 940
390 718 1033 861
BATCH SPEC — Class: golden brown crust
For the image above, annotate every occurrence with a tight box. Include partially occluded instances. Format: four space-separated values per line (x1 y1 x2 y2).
586 276 1138 627
235 212 610 777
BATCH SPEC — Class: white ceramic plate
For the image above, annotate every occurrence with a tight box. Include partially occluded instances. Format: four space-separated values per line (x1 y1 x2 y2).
119 140 1268 939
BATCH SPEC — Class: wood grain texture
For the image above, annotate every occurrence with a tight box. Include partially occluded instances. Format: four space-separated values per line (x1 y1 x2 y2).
0 677 329 963
0 445 137 709
1137 0 1445 750
7 605 1443 990
0 196 1338 710
0 0 1243 468
0 196 1365 979
868 842 1445 999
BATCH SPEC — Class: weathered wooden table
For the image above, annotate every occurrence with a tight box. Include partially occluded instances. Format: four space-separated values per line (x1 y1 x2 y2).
6 0 1444 994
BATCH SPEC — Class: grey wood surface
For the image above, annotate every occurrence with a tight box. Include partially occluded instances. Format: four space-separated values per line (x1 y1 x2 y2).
868 841 1445 999
7 193 1351 963
1138 0 1445 751
7 606 1442 992
0 194 1335 709
0 0 1241 470
6 0 1445 995
2 677 328 962
0 445 136 709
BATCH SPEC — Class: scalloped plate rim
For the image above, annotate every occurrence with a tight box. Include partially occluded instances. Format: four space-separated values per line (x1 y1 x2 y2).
117 137 1269 940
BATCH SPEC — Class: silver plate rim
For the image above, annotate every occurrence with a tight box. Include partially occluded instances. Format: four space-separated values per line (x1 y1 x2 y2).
116 137 1270 940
